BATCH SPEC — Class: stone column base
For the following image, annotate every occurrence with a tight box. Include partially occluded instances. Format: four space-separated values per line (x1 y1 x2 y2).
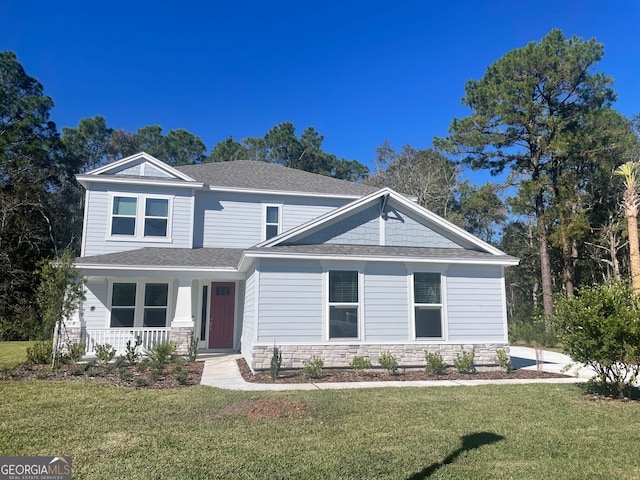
169 326 194 356
52 324 85 354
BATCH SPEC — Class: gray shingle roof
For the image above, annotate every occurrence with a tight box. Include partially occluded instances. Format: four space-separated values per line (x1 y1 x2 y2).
175 161 377 196
246 244 518 263
76 244 517 270
76 248 244 269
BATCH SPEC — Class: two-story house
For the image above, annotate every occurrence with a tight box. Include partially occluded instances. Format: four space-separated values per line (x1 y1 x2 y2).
65 152 518 370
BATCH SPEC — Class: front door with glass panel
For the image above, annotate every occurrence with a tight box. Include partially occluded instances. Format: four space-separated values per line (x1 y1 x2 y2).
209 282 235 349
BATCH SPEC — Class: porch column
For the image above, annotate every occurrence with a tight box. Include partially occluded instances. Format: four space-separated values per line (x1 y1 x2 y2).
170 277 194 355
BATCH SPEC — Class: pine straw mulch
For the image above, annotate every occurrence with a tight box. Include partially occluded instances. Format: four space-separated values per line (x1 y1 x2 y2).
0 360 204 389
237 358 570 383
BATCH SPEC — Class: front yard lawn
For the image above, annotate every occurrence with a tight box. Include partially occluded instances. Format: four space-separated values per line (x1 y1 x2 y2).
0 381 638 479
0 341 35 369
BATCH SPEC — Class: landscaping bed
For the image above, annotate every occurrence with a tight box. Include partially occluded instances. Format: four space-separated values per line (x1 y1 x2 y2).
0 359 203 389
237 358 570 383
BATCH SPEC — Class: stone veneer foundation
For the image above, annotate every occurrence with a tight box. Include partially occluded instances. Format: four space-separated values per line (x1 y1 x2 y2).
250 343 509 371
169 326 193 356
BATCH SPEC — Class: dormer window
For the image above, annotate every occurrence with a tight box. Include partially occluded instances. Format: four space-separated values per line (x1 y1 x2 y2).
109 194 172 241
264 205 281 240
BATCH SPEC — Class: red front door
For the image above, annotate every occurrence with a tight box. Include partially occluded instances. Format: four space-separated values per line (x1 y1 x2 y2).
209 282 235 349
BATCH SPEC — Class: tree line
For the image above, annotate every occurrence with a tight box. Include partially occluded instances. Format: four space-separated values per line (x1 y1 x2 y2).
1 28 639 345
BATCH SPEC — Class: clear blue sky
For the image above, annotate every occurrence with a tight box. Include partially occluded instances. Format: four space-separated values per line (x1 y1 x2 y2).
1 0 638 177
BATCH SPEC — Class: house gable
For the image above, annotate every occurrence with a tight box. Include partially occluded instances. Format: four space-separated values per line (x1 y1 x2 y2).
76 152 200 187
270 189 480 251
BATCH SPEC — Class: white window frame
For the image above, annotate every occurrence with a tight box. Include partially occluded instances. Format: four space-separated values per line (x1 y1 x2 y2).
324 268 363 341
108 280 172 328
409 270 446 340
107 193 173 242
263 204 282 241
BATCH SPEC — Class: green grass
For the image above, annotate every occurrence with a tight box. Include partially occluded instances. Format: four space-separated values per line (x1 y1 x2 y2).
1 382 639 479
0 341 36 369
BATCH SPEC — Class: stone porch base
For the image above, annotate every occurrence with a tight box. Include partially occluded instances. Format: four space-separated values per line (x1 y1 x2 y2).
250 343 508 371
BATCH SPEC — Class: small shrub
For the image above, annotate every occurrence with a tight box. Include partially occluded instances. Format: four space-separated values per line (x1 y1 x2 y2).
349 356 372 375
70 364 85 376
95 343 116 364
135 377 149 387
52 351 71 368
453 348 476 374
495 348 512 373
187 331 198 362
173 355 185 366
378 351 399 375
146 341 176 372
26 340 53 365
114 355 127 369
174 364 189 385
424 351 447 375
270 345 282 380
66 342 85 363
301 355 324 379
149 369 161 382
119 369 133 381
124 337 142 364
136 358 151 373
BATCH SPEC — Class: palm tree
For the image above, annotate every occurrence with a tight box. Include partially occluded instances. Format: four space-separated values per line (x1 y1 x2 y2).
614 162 640 294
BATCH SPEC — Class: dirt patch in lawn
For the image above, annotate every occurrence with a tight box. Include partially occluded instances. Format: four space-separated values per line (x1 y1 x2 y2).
218 397 308 419
0 360 203 389
237 358 570 383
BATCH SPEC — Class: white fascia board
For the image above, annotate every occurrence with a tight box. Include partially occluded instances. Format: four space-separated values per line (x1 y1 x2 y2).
84 152 198 182
240 251 520 267
207 185 364 200
256 188 393 248
76 174 204 189
75 264 239 273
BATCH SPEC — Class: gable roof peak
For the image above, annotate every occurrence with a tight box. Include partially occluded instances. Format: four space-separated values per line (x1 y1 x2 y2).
77 151 199 184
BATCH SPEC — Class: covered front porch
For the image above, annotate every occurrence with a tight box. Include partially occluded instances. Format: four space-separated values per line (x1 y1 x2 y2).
70 247 247 356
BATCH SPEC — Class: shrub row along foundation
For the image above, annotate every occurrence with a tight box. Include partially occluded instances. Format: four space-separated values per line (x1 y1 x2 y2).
250 343 508 371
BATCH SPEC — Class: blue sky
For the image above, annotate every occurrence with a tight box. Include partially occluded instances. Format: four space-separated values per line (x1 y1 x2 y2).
1 1 638 180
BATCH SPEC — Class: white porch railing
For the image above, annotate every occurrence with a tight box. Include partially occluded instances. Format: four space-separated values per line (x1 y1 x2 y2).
84 328 171 355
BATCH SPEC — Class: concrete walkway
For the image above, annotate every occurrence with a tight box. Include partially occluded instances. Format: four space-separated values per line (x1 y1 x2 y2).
199 347 596 391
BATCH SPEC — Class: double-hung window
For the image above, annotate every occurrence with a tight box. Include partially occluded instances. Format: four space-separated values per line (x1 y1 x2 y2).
413 272 443 338
143 283 169 327
111 197 137 236
328 270 359 339
111 283 137 327
110 281 169 328
264 205 280 240
144 198 169 237
110 195 171 240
